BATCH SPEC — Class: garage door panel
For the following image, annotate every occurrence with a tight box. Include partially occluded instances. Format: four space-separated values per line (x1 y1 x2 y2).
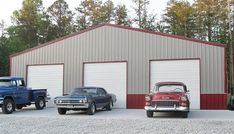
150 60 200 109
27 65 63 107
84 62 127 108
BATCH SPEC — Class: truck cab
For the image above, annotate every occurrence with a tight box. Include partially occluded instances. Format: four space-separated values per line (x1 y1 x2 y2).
0 77 48 114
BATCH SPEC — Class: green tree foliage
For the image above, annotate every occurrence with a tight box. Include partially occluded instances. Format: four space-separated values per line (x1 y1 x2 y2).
75 0 116 29
12 0 46 48
47 0 74 38
193 0 228 42
75 0 90 31
99 0 115 23
163 0 195 37
114 4 131 26
85 0 102 26
131 0 157 31
76 0 115 27
0 20 8 76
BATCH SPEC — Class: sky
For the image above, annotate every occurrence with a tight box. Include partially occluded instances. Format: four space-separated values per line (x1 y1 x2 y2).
0 0 193 27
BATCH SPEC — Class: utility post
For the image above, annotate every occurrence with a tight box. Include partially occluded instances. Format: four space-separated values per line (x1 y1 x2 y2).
228 0 234 109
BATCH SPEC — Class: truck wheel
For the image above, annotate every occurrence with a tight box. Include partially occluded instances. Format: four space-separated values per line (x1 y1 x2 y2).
87 102 96 115
2 99 15 114
146 111 153 117
58 108 67 115
35 97 45 110
106 101 113 111
182 112 188 118
16 105 23 109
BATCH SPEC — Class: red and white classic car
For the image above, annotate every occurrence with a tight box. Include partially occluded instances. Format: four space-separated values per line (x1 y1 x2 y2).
144 82 190 118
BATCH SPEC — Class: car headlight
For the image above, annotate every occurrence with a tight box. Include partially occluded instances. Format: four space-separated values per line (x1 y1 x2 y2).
145 95 151 101
181 96 187 101
82 97 87 103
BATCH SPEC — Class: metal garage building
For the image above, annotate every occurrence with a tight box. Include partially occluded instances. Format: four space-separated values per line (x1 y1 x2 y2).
10 24 226 109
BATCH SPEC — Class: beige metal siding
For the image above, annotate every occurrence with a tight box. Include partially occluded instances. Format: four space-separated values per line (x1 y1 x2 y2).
10 26 225 94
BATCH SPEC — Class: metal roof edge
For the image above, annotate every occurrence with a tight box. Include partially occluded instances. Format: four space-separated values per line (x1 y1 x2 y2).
10 23 226 58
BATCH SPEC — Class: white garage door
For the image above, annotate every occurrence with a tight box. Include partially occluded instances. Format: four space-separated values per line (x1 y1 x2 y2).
27 65 64 106
150 60 200 109
84 62 127 108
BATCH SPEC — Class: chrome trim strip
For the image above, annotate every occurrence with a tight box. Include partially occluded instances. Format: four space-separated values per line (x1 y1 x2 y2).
144 105 189 111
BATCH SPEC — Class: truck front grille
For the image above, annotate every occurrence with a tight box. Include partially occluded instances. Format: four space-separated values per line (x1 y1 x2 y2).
151 101 179 107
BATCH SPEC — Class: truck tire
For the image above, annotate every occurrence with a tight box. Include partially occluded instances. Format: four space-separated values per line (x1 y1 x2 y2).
87 102 95 115
16 105 23 109
146 111 153 117
58 108 67 115
106 101 113 111
2 99 15 114
35 97 45 110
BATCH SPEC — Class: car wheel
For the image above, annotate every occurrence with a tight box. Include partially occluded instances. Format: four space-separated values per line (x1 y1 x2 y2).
182 112 188 118
58 108 67 115
146 111 153 117
35 97 45 110
2 99 15 114
87 102 96 115
106 101 113 111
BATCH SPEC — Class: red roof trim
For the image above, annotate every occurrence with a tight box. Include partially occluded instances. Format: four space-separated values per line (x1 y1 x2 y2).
10 23 225 58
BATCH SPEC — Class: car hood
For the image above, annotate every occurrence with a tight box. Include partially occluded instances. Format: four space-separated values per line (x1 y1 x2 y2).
55 94 91 100
152 92 185 100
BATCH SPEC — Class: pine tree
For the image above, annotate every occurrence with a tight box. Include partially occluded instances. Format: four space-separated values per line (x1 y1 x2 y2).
47 0 74 38
115 4 131 26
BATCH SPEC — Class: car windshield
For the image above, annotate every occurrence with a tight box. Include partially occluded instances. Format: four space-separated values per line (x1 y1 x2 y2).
154 85 185 93
70 88 97 95
0 80 14 87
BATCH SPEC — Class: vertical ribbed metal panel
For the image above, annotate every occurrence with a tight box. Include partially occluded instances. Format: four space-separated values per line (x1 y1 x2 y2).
10 26 225 95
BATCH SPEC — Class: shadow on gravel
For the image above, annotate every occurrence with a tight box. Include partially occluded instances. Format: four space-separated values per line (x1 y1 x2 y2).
65 109 107 116
152 112 188 119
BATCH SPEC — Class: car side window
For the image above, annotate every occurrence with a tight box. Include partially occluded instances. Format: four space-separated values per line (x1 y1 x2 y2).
98 88 106 96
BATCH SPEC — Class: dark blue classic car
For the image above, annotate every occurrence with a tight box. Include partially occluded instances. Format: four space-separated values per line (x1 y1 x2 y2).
54 87 116 115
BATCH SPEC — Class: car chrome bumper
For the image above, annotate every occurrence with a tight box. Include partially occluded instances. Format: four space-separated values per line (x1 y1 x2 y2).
56 103 89 109
144 105 189 112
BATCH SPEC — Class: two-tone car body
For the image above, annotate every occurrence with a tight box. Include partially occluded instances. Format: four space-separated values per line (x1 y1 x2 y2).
54 87 116 115
144 82 190 118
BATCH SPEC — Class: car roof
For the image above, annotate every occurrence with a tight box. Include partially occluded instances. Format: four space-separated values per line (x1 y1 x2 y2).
0 76 24 80
156 82 186 86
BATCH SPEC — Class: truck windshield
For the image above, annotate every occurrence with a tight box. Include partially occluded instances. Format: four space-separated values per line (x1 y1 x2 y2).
0 80 13 87
155 85 185 93
71 88 97 95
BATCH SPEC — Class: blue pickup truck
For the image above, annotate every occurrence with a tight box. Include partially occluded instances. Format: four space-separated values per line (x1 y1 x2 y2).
0 76 49 114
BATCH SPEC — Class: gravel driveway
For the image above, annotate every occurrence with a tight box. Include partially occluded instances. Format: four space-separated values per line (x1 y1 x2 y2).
0 107 234 134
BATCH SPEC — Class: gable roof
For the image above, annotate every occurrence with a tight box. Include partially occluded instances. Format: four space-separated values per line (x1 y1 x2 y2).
10 23 225 58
